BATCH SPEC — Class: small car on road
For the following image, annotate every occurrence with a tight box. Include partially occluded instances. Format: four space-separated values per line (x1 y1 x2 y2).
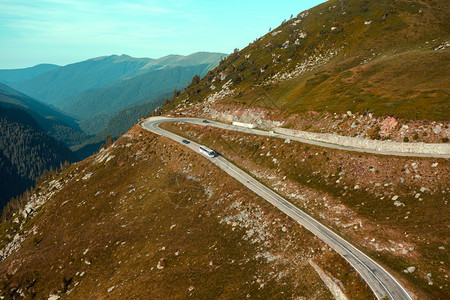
182 139 190 144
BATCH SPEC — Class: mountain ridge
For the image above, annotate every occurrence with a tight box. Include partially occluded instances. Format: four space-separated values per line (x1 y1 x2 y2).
0 64 60 84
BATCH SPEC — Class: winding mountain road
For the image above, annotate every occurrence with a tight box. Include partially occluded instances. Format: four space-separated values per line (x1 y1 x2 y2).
141 116 414 300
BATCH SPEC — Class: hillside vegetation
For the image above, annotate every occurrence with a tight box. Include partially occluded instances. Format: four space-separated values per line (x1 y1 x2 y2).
0 106 77 210
166 0 449 122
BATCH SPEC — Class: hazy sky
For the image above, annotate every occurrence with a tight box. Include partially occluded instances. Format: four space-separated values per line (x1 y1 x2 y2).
0 0 325 69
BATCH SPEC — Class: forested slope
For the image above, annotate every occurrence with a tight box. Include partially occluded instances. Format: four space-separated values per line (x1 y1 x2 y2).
0 106 77 209
0 82 87 146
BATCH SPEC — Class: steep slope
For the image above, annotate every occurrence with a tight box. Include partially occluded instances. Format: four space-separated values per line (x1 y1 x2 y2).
0 106 77 209
62 64 214 120
0 82 87 147
163 120 449 299
166 0 449 127
0 64 60 84
0 125 372 299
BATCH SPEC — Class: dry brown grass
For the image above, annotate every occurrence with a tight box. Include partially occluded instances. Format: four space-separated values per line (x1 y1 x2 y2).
0 125 372 299
161 121 450 299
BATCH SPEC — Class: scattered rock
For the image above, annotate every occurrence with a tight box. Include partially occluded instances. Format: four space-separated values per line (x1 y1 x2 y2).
107 286 115 293
380 117 398 137
394 201 405 207
433 125 442 134
82 173 94 180
406 266 416 273
392 195 399 200
157 258 166 269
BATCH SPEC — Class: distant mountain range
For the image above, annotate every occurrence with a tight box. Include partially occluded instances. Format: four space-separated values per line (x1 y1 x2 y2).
62 63 215 120
3 52 225 138
8 52 226 108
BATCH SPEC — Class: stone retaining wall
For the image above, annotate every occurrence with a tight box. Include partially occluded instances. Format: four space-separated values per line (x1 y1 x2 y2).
274 127 450 156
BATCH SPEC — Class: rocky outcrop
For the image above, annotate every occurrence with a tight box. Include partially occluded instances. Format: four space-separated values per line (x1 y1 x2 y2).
0 178 66 262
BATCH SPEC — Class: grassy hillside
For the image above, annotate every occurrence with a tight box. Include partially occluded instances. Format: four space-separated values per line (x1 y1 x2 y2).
0 106 77 210
0 64 60 84
0 83 87 147
0 125 372 299
166 0 449 121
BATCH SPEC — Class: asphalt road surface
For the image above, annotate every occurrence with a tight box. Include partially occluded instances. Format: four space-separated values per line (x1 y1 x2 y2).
150 117 449 158
141 116 414 300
